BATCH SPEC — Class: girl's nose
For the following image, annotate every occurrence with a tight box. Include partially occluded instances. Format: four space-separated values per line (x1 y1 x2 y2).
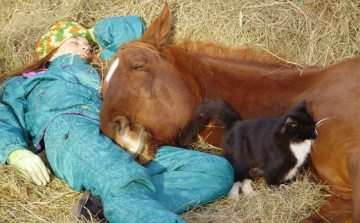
82 46 89 53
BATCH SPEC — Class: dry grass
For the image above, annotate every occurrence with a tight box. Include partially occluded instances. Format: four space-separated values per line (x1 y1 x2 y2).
181 173 328 223
1 0 359 222
0 164 83 222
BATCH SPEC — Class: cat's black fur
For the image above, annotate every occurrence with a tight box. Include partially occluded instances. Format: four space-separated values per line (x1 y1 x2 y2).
178 99 317 186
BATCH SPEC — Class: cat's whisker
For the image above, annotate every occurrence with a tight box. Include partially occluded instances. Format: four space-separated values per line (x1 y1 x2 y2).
311 140 319 153
316 117 335 128
310 118 334 153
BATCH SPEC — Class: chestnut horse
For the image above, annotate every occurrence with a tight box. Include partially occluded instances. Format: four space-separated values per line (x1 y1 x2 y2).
99 2 360 222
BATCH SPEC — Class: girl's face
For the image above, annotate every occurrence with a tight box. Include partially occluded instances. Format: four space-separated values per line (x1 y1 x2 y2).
50 36 93 62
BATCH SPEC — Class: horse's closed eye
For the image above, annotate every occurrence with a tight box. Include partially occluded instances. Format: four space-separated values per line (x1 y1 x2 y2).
133 62 146 70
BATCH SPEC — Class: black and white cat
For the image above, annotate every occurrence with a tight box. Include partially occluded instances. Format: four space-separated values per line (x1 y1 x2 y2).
178 99 317 195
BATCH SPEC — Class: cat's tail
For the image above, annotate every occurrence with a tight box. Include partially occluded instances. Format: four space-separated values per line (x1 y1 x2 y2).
178 99 241 146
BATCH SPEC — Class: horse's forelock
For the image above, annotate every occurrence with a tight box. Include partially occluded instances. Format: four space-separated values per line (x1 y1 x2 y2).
121 41 161 60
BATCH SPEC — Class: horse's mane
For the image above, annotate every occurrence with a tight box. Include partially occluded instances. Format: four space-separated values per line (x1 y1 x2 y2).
177 41 292 68
122 40 293 68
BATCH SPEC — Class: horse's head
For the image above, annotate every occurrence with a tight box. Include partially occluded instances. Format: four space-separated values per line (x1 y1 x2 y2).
99 2 198 155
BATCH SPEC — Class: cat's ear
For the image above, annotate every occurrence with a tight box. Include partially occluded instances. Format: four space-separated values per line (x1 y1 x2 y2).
286 117 298 127
281 117 297 133
298 99 307 108
285 117 295 124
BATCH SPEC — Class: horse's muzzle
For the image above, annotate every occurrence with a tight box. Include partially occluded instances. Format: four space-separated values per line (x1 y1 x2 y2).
112 116 155 165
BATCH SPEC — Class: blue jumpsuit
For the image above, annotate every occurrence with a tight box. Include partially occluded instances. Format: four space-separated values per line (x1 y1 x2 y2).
0 16 234 223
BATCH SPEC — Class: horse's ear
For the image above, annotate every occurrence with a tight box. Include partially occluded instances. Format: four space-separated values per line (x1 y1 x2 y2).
140 1 171 47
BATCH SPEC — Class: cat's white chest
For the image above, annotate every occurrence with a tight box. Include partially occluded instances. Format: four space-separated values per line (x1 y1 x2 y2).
284 139 312 181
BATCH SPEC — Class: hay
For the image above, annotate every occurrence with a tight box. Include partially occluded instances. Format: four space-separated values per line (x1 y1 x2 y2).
1 0 358 222
180 172 329 223
0 164 82 222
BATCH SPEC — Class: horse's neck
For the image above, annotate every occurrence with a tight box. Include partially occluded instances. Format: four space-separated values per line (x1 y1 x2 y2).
166 45 323 118
203 59 313 118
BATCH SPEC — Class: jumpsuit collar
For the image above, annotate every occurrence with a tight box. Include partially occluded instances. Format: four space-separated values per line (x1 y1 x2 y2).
48 54 89 69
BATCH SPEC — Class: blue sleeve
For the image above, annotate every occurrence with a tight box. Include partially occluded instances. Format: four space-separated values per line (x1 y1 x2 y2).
94 16 146 60
0 76 29 164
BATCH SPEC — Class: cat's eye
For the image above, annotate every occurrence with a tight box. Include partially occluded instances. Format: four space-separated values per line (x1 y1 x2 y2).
291 123 298 127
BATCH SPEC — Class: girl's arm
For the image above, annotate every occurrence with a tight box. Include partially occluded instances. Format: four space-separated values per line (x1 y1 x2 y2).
0 76 29 164
0 77 50 185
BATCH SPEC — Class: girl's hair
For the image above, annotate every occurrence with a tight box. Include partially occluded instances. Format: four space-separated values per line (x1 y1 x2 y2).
0 50 57 83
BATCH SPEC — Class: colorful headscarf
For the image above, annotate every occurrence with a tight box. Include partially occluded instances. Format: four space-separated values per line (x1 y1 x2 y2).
36 22 94 59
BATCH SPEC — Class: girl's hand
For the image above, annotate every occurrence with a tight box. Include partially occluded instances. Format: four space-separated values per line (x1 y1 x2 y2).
8 149 51 186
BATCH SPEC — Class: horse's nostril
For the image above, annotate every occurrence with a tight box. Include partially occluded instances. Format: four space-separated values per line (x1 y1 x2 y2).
114 120 121 133
112 116 130 136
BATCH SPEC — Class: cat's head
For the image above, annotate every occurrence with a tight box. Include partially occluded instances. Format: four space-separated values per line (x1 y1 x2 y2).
280 99 318 142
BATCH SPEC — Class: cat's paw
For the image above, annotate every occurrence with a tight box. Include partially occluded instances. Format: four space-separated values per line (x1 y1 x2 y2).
241 179 256 194
228 181 242 197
